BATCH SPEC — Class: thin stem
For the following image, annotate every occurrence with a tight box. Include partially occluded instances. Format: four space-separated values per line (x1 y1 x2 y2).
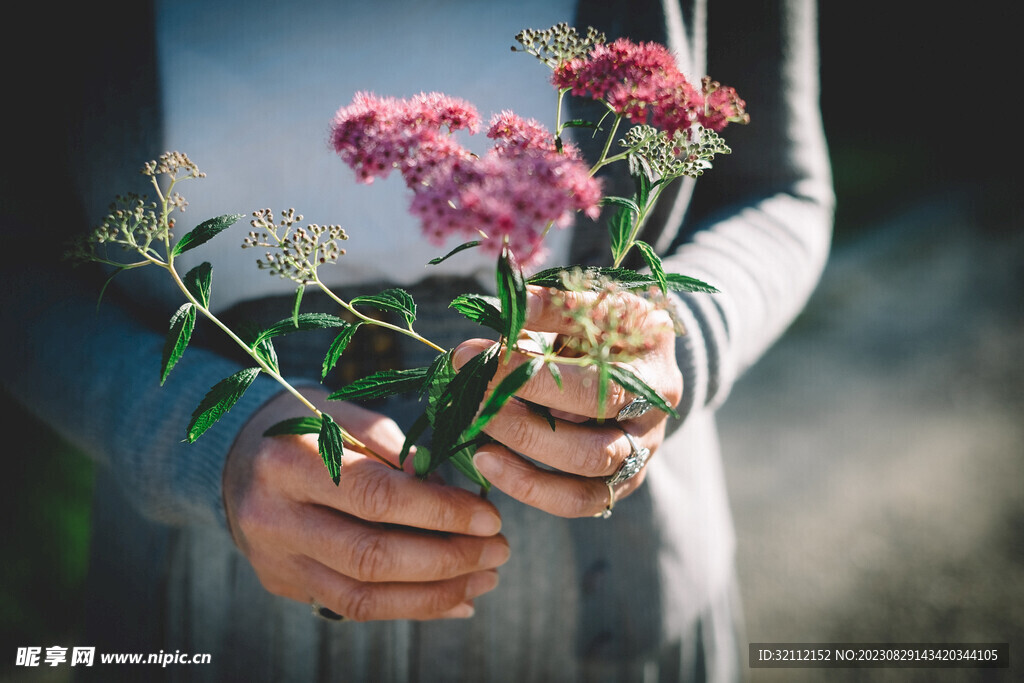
312 275 447 354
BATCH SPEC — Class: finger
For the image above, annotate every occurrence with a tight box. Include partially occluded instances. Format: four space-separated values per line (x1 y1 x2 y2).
474 397 647 477
294 505 510 583
301 557 501 622
250 437 503 536
453 339 634 420
472 444 647 518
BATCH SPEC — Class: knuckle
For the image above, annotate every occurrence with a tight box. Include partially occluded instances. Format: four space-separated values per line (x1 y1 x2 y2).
348 530 390 581
347 470 397 521
568 437 613 475
339 584 377 623
499 415 543 456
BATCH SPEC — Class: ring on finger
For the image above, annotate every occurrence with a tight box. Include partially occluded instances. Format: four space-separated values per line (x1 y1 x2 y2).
593 479 615 519
616 396 653 421
311 600 346 621
606 428 651 487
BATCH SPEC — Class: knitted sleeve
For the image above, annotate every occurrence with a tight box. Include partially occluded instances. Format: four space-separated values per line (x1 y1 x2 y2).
664 0 834 420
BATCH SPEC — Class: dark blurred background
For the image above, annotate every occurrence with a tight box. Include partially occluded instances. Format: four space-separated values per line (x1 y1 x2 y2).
2 3 1019 682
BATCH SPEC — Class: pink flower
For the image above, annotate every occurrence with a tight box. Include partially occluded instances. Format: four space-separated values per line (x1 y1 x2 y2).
330 91 480 184
695 77 749 132
332 97 601 268
552 38 747 138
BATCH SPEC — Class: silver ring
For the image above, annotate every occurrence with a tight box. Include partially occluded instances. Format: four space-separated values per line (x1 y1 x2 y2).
606 430 650 487
593 480 615 519
616 397 652 421
311 601 345 621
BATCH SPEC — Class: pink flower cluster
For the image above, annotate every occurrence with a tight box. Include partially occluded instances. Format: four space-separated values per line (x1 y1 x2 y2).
552 38 747 137
331 93 600 268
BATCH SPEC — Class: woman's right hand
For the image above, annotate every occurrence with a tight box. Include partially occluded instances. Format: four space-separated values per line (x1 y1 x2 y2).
222 389 509 622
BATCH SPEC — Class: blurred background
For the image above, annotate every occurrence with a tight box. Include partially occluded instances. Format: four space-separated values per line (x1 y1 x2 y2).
1 3 1019 682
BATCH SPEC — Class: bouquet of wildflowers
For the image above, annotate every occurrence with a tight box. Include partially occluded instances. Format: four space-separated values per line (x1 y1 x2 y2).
72 24 747 488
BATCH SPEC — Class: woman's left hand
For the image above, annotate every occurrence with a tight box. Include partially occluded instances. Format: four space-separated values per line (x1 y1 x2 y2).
453 285 682 518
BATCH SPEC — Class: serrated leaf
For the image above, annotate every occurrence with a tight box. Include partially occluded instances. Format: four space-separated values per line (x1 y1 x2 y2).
183 262 212 307
526 266 719 294
429 344 500 471
292 285 305 327
464 356 543 440
664 273 720 294
172 214 245 256
186 367 261 442
327 367 431 402
608 205 635 265
606 363 679 419
160 303 195 385
399 412 430 467
254 313 348 346
633 240 667 294
351 288 416 327
422 350 455 406
263 416 323 437
450 294 503 332
428 240 481 265
321 321 361 379
318 413 345 485
496 246 526 355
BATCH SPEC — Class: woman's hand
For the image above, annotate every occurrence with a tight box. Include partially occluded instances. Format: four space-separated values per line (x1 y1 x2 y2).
455 285 682 518
222 389 509 622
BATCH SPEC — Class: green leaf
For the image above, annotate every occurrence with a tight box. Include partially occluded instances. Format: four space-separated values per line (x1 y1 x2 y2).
599 195 641 215
607 204 635 265
186 367 261 442
252 337 279 374
526 265 719 294
429 344 500 471
160 303 196 385
428 240 481 265
263 416 323 437
449 447 490 491
422 350 455 407
633 170 652 208
561 118 599 130
605 363 679 419
664 273 720 294
327 367 431 402
633 240 667 294
464 356 543 440
321 321 361 379
172 214 245 257
351 288 416 327
450 294 503 333
292 285 305 327
318 413 345 485
254 313 348 346
399 412 430 467
183 262 212 308
496 245 526 354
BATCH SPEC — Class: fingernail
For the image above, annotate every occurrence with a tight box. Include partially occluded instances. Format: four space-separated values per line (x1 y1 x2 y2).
473 451 502 479
469 509 501 536
465 570 499 600
480 540 510 568
453 342 487 370
445 602 475 619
